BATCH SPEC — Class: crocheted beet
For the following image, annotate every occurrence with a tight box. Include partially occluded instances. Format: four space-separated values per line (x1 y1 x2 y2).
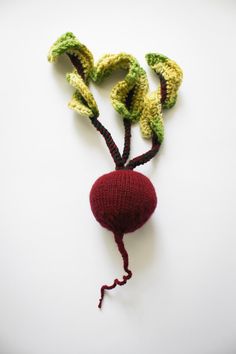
48 32 183 309
90 170 157 234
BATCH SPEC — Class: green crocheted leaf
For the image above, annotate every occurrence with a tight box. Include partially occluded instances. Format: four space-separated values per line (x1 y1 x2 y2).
92 53 148 122
66 71 99 117
48 32 94 82
146 53 183 109
68 91 94 117
140 91 164 143
48 34 184 146
48 32 99 118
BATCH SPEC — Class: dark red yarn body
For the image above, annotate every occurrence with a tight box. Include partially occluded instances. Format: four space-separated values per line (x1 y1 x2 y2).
90 169 157 308
90 170 157 234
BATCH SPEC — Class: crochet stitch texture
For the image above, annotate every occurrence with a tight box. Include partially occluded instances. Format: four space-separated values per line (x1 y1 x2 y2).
48 32 183 308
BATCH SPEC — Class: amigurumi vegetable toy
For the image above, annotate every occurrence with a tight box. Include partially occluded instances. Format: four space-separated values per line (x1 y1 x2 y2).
48 32 183 308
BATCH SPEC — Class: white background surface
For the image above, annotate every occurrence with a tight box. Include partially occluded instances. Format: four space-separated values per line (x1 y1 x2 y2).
0 1 236 353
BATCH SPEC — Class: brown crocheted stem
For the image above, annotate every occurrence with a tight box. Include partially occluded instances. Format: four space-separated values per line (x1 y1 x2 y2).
125 134 161 170
159 74 167 104
90 116 160 170
122 119 131 165
90 117 124 169
98 232 132 309
67 53 86 82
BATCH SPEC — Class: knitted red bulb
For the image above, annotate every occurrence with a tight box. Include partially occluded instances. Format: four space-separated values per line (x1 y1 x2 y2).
90 169 157 308
90 169 157 234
